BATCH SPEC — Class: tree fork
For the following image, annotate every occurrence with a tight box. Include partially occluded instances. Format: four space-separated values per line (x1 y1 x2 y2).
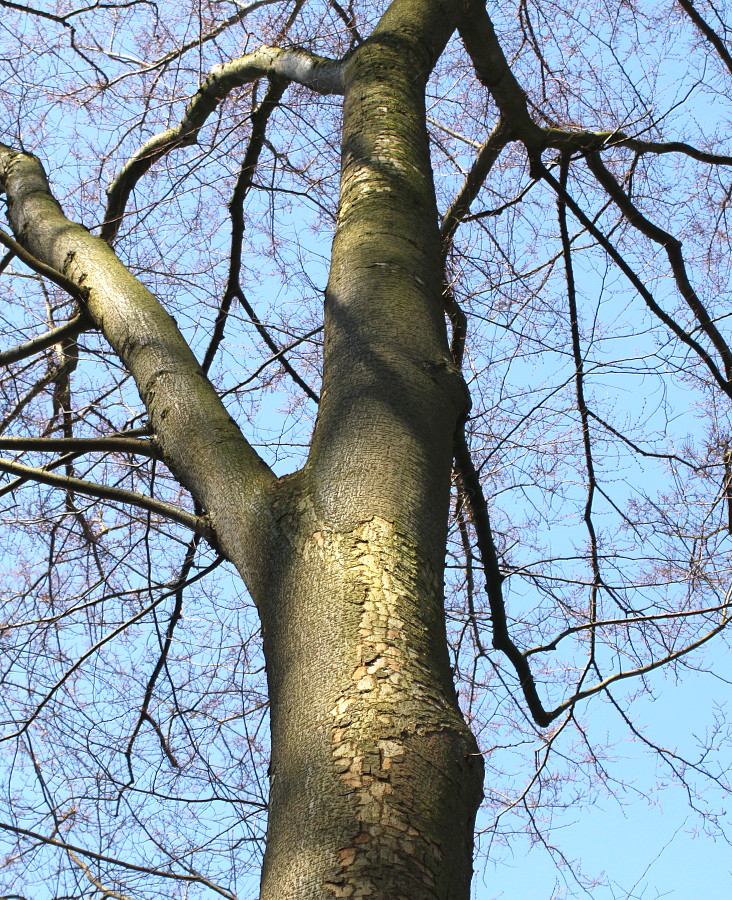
0 2 486 896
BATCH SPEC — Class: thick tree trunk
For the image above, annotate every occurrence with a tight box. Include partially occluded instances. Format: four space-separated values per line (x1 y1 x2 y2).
257 480 484 900
256 3 484 898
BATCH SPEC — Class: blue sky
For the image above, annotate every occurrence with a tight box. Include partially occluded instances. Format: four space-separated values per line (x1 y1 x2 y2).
480 654 732 899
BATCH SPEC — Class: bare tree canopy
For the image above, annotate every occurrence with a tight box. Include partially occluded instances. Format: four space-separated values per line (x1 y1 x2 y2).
1 0 732 897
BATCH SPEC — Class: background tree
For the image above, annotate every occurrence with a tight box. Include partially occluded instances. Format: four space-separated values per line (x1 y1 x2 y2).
1 0 732 898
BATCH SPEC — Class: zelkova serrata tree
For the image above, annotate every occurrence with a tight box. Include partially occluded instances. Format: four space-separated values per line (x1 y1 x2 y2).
1 0 732 897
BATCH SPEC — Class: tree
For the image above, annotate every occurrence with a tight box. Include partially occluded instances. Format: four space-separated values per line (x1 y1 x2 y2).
1 0 731 897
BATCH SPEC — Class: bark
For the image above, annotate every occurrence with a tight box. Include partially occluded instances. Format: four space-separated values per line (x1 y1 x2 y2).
257 2 483 897
0 0 484 895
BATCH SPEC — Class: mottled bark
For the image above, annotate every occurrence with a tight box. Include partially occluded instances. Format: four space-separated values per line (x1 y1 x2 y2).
258 492 483 900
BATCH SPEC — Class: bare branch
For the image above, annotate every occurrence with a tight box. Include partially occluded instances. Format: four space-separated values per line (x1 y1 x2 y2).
537 159 732 398
0 435 158 456
548 606 732 720
102 47 344 241
677 0 732 75
558 153 602 663
201 78 287 377
525 602 732 656
67 851 134 900
456 424 732 727
330 0 363 44
0 229 88 303
0 314 89 366
454 429 553 728
125 539 198 777
441 121 509 248
98 0 290 81
0 0 68 25
584 150 732 380
199 76 315 402
0 456 209 538
221 327 323 396
0 822 238 899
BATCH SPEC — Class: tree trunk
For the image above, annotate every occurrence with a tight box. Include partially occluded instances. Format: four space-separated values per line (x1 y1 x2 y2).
257 484 484 900
256 2 484 897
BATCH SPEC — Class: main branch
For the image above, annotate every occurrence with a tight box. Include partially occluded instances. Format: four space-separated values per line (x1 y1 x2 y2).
0 145 276 583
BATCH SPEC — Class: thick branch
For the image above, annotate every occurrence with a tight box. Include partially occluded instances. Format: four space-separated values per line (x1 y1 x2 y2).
330 0 363 44
102 47 344 241
454 430 553 728
585 133 732 165
457 0 537 142
537 128 732 164
0 314 88 366
677 0 732 75
458 1 732 168
0 145 277 583
0 435 158 456
310 0 465 557
0 0 68 24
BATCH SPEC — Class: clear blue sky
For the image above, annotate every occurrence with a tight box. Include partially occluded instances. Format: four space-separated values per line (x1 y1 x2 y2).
471 586 732 900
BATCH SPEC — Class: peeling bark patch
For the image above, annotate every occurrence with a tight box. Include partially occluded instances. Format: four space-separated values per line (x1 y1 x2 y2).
262 494 481 899
325 516 455 897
